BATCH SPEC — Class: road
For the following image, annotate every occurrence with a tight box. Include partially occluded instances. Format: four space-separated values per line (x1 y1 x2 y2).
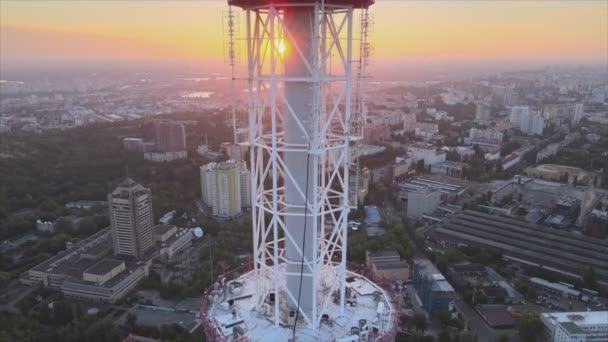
0 284 36 314
454 296 521 342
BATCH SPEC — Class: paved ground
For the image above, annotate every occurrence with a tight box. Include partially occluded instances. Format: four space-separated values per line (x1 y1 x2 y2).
116 306 200 332
0 284 36 314
453 295 521 342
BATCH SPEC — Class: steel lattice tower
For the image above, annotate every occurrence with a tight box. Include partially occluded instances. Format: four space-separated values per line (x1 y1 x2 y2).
228 0 374 328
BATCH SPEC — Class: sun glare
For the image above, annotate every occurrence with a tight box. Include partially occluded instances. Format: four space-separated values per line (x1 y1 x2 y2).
277 39 286 56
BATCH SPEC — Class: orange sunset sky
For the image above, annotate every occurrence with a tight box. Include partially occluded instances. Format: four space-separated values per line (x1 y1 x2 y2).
1 0 607 68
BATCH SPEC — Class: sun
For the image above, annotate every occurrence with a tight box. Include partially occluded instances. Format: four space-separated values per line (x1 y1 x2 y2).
277 39 286 56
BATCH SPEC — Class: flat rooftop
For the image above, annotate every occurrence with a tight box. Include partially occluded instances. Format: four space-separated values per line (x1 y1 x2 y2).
84 259 124 276
398 177 465 195
154 224 176 235
367 250 400 260
30 228 112 276
477 304 515 327
374 261 409 271
541 311 608 326
203 267 394 341
364 206 381 225
434 211 608 281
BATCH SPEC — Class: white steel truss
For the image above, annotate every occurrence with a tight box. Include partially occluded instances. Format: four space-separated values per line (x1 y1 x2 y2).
243 3 354 329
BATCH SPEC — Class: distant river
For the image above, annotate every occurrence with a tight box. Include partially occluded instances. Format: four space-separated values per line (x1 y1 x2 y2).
182 91 214 99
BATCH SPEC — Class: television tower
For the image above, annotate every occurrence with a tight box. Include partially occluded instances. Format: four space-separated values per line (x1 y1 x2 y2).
202 1 396 340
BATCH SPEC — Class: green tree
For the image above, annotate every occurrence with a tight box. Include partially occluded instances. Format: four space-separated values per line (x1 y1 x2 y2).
49 233 72 252
54 217 74 234
409 313 428 334
78 217 98 236
126 312 138 331
38 198 60 214
495 333 509 342
85 319 123 342
52 301 74 325
515 314 542 342
438 329 451 342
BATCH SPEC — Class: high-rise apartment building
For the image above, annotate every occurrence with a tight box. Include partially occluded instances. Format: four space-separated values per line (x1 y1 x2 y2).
200 160 250 217
108 178 154 260
572 103 584 125
510 106 545 135
153 120 186 152
402 113 417 132
475 102 491 122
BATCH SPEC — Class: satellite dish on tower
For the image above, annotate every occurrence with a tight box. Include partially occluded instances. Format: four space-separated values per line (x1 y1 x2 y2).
193 227 204 239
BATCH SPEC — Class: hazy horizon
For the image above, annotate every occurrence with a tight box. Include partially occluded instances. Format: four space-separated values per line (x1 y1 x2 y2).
1 0 607 80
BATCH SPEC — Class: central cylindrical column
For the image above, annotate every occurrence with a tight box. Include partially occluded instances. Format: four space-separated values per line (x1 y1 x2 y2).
282 7 316 314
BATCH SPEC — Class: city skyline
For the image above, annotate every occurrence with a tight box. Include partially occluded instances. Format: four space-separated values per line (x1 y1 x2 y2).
1 0 607 72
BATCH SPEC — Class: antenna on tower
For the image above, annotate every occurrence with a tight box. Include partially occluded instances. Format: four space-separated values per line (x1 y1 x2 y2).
202 1 395 339
223 6 239 144
351 7 373 208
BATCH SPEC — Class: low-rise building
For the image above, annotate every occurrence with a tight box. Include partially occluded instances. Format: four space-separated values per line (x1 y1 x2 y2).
536 143 560 163
82 259 125 286
430 161 465 178
468 128 504 145
158 228 193 262
21 228 154 304
398 177 465 204
540 311 608 342
412 258 455 316
406 186 441 219
529 277 581 300
143 150 187 162
123 138 144 152
392 154 412 181
408 143 446 167
484 148 501 161
36 220 54 233
365 250 409 282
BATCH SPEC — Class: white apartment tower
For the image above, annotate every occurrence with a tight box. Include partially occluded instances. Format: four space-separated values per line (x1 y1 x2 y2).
572 103 584 125
108 178 154 260
510 106 545 135
200 160 250 217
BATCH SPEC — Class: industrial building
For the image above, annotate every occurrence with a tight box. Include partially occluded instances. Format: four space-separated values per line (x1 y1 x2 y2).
365 250 410 282
412 258 455 316
540 311 608 342
398 177 465 204
21 228 152 303
528 277 581 301
406 186 442 219
434 210 608 282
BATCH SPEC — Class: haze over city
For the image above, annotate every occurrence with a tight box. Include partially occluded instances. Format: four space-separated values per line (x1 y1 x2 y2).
1 0 607 78
1 1 607 342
